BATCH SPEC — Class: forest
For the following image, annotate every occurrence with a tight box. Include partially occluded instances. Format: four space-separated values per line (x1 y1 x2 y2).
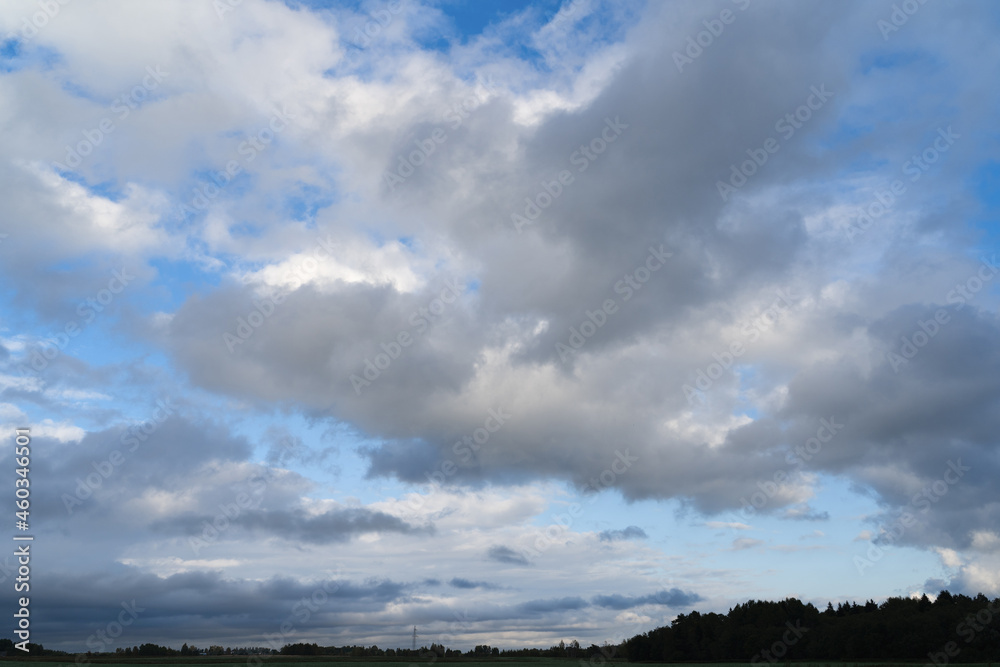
622 592 1000 662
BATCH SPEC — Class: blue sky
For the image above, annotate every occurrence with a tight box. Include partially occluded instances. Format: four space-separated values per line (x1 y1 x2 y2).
1 0 999 654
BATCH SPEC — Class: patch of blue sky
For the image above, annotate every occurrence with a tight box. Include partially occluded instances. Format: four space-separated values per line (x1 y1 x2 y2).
533 481 674 539
17 304 147 396
227 219 268 240
235 410 400 503
730 363 761 415
446 0 549 34
55 323 140 369
404 0 575 69
45 170 126 202
0 38 25 73
146 258 226 312
2 42 63 72
60 78 101 102
365 228 389 247
858 49 930 76
280 0 357 12
41 256 102 275
174 167 256 218
284 183 336 223
85 178 126 202
698 474 941 603
968 161 1000 251
433 0 561 44
217 128 247 140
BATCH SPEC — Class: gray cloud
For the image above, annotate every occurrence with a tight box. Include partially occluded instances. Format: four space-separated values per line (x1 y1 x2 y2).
487 545 531 566
153 507 433 544
591 588 702 610
598 526 648 542
449 578 501 590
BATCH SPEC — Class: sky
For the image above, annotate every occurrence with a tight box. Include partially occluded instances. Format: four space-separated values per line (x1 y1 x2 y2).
1 0 999 654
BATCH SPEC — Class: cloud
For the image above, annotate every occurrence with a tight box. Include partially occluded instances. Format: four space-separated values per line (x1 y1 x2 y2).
598 525 647 542
782 505 831 522
591 588 702 610
487 545 531 566
449 578 501 590
154 506 434 544
731 538 765 551
705 521 751 531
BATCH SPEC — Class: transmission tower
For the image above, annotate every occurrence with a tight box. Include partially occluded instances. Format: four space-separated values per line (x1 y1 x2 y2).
412 626 417 651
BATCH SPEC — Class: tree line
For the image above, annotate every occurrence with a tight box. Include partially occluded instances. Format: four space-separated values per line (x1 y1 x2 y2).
622 591 1000 662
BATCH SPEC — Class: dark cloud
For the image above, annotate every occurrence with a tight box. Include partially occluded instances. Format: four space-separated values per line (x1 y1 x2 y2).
21 568 413 648
449 578 501 590
772 304 1000 550
591 588 702 610
487 545 531 566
